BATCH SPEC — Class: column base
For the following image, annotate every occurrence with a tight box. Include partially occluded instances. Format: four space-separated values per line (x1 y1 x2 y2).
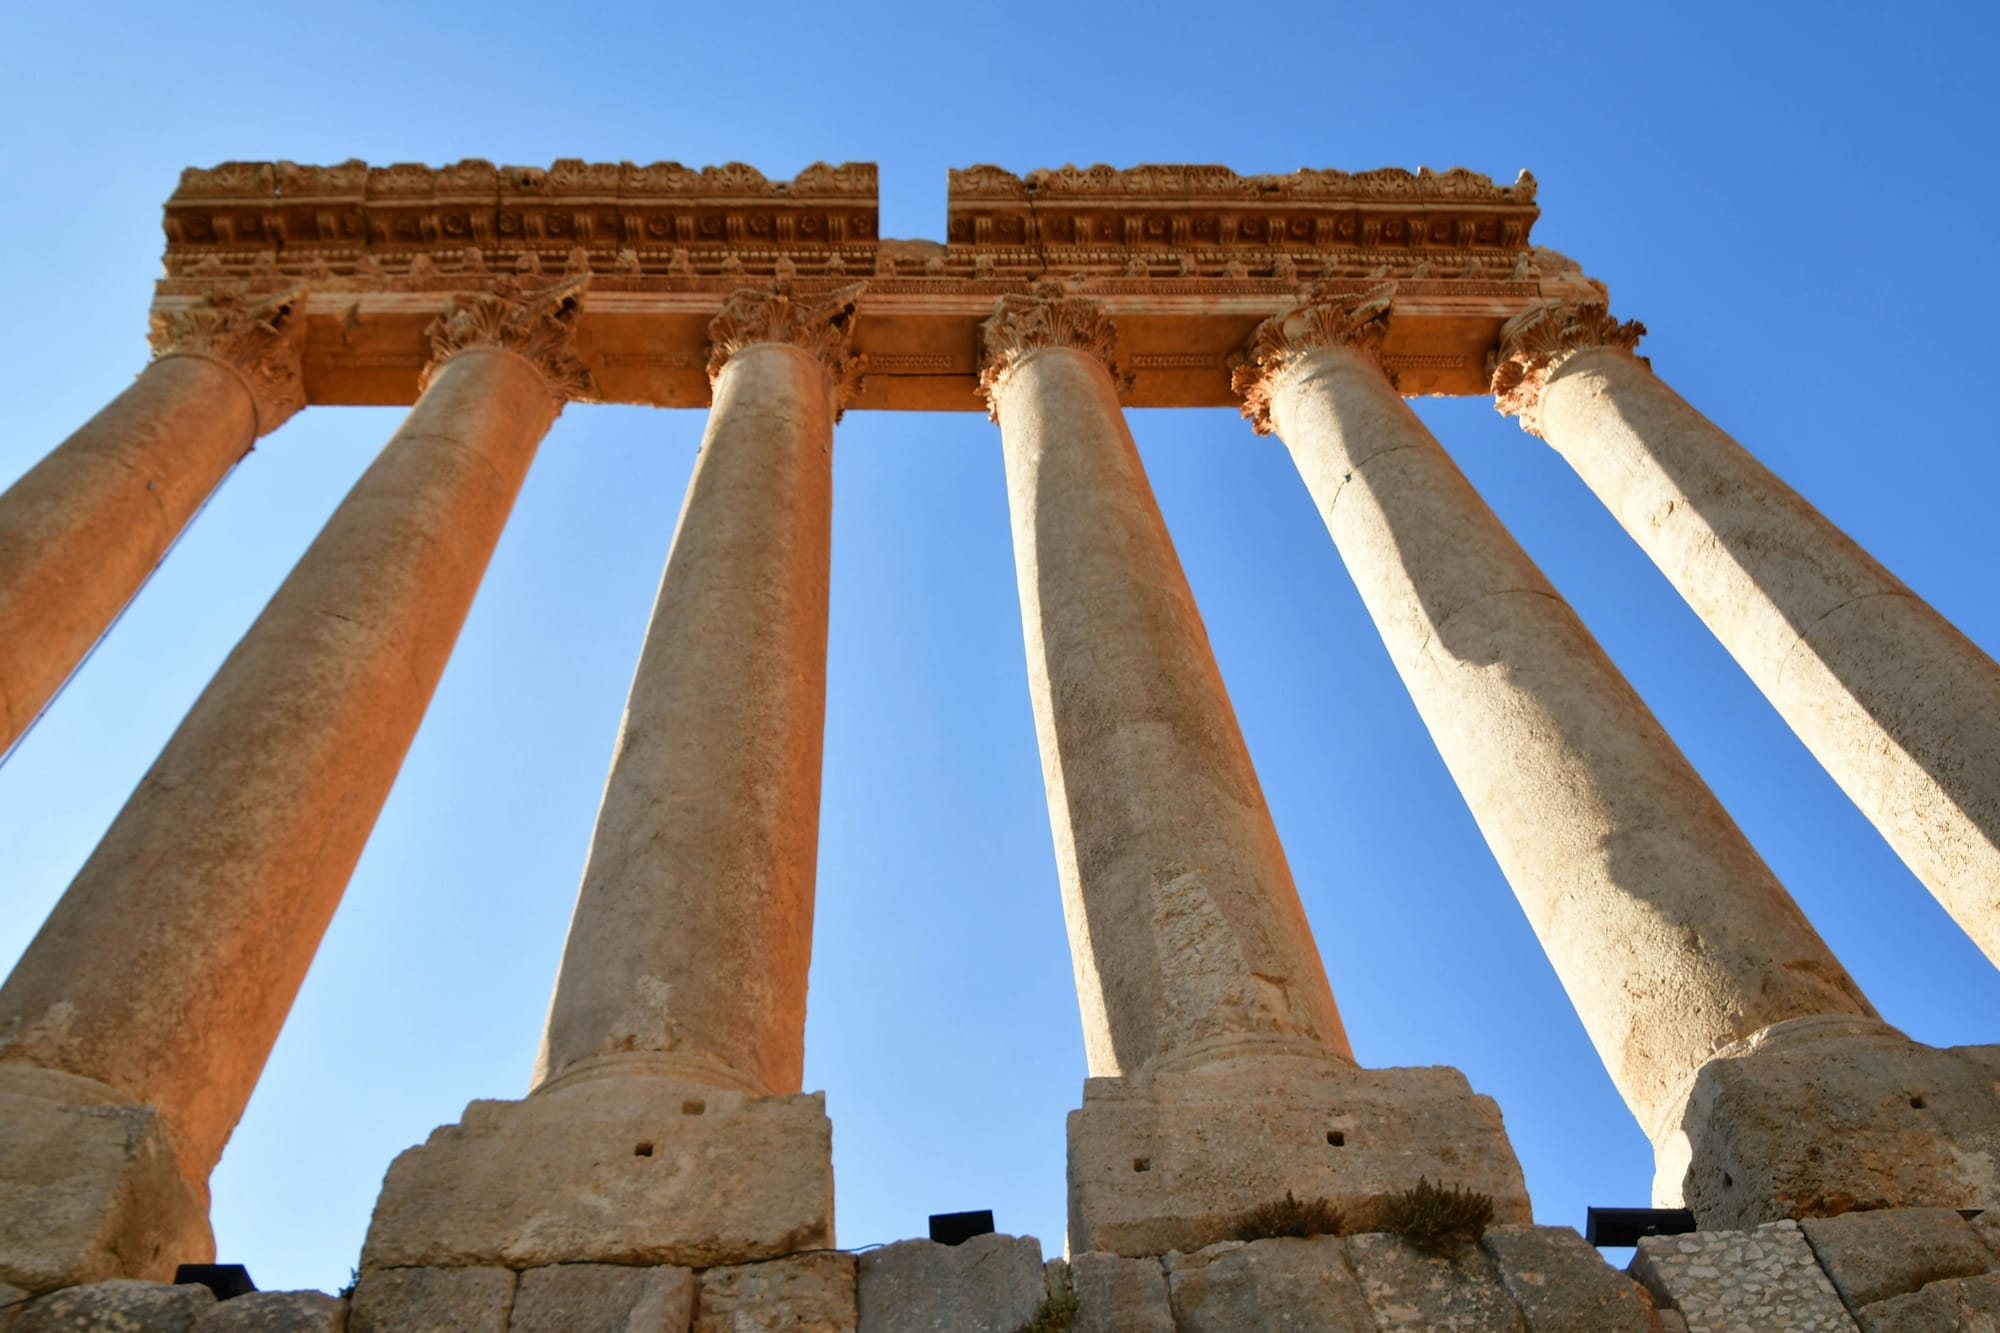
1654 1016 2000 1229
1066 1052 1529 1257
360 1067 833 1271
0 1065 212 1293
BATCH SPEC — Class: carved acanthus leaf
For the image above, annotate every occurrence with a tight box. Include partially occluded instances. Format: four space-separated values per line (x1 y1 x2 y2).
423 275 593 401
976 287 1132 418
148 285 308 435
1489 300 1646 437
704 281 867 412
1229 283 1396 435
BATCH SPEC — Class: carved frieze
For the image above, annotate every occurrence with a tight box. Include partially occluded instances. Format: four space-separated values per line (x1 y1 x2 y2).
424 276 594 402
1489 300 1647 437
705 282 867 413
147 285 308 434
976 288 1132 417
1230 285 1396 435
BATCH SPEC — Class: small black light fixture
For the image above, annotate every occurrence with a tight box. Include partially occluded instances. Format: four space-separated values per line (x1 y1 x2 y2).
928 1209 996 1246
174 1263 258 1300
1585 1207 1698 1248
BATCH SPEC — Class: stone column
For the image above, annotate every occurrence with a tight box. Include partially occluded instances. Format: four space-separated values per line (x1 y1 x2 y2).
1495 303 2000 971
0 277 587 1294
0 287 304 755
360 284 864 1277
980 290 1525 1258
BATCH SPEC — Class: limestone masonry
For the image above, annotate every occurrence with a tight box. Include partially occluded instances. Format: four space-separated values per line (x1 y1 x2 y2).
1 158 1996 1329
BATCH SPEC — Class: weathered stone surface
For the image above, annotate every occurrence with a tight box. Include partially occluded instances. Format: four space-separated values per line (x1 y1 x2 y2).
1069 1057 1528 1257
855 1234 1043 1333
349 1267 515 1333
0 1283 26 1333
1632 1220 1856 1331
1165 1236 1373 1332
1665 1020 2000 1228
509 1264 692 1332
1345 1232 1523 1331
1479 1224 1655 1332
0 1068 213 1291
15 1279 215 1332
193 1289 348 1331
1068 1251 1172 1333
1972 1209 2000 1261
1801 1207 1995 1310
694 1254 854 1333
1859 1272 2000 1332
362 1077 832 1270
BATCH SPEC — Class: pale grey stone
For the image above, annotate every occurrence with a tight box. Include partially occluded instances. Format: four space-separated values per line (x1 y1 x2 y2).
1068 1252 1171 1333
349 1267 514 1333
16 1279 215 1332
1479 1224 1654 1332
1631 1221 1856 1331
693 1253 854 1333
1858 1272 2000 1332
855 1235 1043 1333
194 1290 348 1331
1967 1209 2000 1263
1801 1207 1995 1310
0 1283 27 1333
1166 1235 1373 1332
1041 1257 1068 1300
1345 1232 1523 1331
510 1264 692 1331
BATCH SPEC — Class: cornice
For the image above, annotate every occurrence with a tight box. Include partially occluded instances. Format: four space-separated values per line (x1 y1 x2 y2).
423 275 593 403
705 282 867 414
1490 300 1647 437
976 286 1132 418
1229 284 1397 435
146 285 307 435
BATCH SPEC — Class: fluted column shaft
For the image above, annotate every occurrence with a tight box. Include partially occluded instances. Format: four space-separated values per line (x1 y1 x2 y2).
535 330 841 1097
1241 306 1873 1145
984 297 1349 1077
0 283 583 1206
1501 312 2000 968
0 291 304 754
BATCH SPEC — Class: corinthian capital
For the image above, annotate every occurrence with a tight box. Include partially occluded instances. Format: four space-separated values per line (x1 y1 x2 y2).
1229 283 1395 435
424 276 593 403
148 286 308 436
976 288 1131 419
1490 300 1646 437
705 282 867 413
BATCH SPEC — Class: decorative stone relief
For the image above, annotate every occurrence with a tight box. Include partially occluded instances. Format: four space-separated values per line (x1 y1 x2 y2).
146 285 308 435
422 275 593 402
704 281 867 412
1489 299 1647 437
976 287 1132 418
1229 283 1396 435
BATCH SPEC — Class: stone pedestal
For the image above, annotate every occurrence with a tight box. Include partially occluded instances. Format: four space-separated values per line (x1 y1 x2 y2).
1067 1052 1529 1258
1660 1016 2000 1229
361 1070 833 1272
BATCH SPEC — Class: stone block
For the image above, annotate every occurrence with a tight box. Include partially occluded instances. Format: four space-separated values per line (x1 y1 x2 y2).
1479 1224 1655 1332
1858 1272 2000 1332
510 1264 693 1332
0 1283 25 1333
1068 1058 1528 1257
362 1075 832 1270
855 1234 1043 1333
1165 1236 1374 1331
0 1069 213 1291
15 1279 215 1332
1800 1207 1994 1310
1345 1232 1523 1331
1068 1252 1171 1333
1631 1220 1855 1331
693 1253 854 1333
1659 1020 2000 1230
349 1267 515 1333
1968 1209 2000 1263
193 1290 348 1331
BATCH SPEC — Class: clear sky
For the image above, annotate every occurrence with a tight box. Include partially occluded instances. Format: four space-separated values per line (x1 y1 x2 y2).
3 0 1997 1296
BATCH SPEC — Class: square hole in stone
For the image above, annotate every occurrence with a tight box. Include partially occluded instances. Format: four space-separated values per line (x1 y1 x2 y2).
1132 1157 1151 1173
1326 1130 1345 1147
682 1099 706 1115
634 1142 655 1157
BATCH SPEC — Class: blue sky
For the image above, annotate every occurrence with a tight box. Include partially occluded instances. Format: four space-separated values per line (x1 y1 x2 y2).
3 0 1997 1295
